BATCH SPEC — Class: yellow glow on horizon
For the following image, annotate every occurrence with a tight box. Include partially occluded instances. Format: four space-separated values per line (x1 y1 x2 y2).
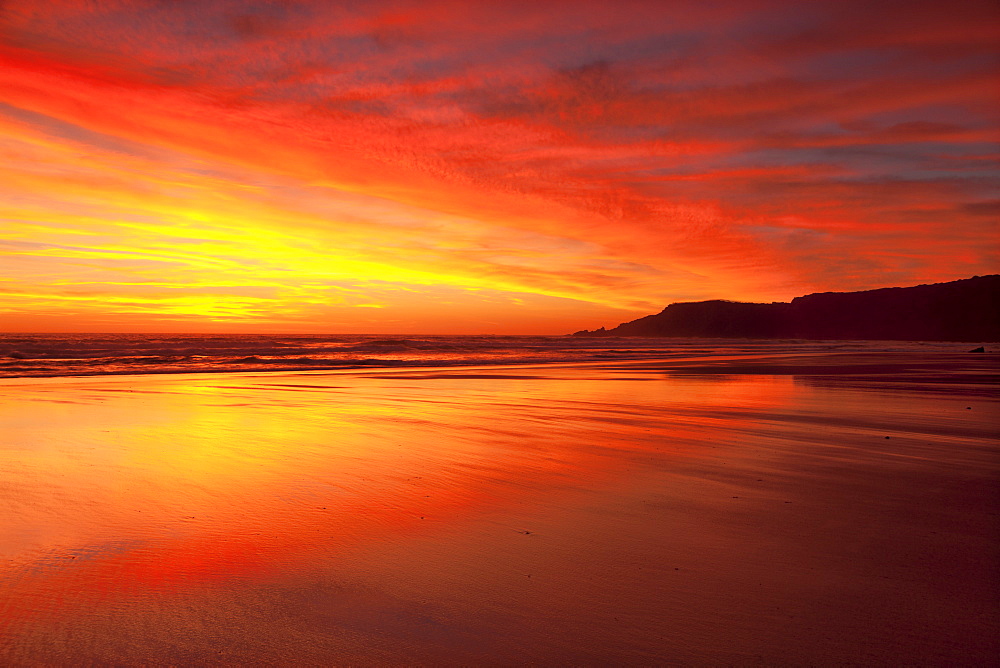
2 145 665 329
0 41 761 334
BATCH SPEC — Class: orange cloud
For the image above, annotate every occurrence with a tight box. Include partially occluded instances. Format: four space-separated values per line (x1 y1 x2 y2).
1 0 997 332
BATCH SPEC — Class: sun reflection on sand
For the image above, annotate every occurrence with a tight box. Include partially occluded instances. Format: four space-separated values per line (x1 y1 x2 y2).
1 361 997 664
2 370 794 593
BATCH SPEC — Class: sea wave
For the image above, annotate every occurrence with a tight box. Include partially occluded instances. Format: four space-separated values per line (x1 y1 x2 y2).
0 333 974 378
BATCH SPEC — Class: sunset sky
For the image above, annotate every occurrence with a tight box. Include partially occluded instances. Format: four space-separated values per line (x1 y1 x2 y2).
1 0 997 333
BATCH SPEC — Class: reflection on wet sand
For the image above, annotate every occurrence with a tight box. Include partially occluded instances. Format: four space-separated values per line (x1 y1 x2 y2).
1 355 998 665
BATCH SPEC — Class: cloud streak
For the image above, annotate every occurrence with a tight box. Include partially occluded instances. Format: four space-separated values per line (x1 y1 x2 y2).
1 0 997 332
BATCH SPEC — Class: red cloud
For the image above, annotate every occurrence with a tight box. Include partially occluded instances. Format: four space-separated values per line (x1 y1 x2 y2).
0 0 996 330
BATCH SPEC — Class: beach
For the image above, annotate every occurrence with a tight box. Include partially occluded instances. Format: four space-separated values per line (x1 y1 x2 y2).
1 351 997 665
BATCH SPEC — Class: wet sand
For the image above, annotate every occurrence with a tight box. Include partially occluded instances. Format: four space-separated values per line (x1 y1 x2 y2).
1 352 997 665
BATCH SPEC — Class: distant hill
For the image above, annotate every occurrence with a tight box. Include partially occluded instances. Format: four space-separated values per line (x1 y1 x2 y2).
572 275 1000 342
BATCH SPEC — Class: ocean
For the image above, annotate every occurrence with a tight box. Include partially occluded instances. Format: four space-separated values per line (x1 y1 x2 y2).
0 333 979 378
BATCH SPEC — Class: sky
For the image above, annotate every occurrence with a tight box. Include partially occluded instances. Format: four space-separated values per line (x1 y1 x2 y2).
0 0 997 334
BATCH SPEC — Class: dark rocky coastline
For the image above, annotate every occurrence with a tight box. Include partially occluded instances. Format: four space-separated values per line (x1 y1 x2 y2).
572 275 1000 342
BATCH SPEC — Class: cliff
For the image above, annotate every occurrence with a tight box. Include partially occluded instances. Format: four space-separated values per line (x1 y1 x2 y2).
572 275 1000 342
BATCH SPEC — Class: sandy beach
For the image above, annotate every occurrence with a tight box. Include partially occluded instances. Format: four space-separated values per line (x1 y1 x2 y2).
1 351 997 666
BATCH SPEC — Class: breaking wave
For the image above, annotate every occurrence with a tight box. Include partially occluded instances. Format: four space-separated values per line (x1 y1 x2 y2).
0 333 965 378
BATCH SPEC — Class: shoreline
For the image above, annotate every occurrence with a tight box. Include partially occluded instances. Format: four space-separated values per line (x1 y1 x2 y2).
1 348 996 386
1 335 992 381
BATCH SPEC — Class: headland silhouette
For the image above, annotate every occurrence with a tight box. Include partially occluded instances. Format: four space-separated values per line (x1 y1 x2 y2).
573 275 1000 342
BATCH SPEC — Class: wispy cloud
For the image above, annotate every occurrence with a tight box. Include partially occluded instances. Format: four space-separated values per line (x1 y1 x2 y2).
1 0 996 331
